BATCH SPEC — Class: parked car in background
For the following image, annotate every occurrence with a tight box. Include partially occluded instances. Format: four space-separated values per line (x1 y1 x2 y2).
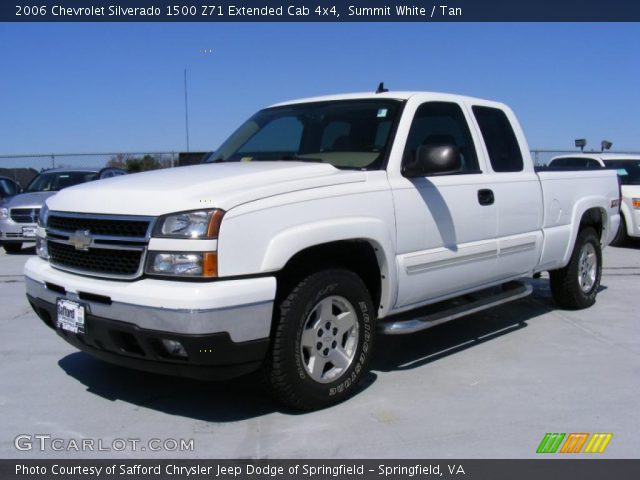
0 176 22 200
0 167 126 253
548 154 640 244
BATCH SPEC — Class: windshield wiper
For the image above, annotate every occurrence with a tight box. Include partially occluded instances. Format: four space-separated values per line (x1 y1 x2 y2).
216 154 324 163
281 155 323 163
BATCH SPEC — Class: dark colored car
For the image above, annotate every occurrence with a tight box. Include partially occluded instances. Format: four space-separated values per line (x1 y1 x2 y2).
0 176 22 200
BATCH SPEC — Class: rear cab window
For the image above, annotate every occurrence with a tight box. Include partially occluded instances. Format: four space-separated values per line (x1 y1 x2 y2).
472 106 523 172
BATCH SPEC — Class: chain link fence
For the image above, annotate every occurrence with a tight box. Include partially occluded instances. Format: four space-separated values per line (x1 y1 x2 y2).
2 149 640 187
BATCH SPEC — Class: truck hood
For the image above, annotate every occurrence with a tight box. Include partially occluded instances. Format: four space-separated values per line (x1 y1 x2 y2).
1 191 57 210
46 162 366 216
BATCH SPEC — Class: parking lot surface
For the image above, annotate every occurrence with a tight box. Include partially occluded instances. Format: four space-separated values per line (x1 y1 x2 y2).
1 244 639 459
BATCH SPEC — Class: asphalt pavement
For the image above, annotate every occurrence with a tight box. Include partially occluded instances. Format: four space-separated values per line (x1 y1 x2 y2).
1 243 639 459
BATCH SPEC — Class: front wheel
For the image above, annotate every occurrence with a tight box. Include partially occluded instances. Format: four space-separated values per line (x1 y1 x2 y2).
550 227 602 309
263 269 375 410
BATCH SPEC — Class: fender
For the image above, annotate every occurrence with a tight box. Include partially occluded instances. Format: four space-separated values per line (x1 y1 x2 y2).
561 196 609 267
260 217 398 317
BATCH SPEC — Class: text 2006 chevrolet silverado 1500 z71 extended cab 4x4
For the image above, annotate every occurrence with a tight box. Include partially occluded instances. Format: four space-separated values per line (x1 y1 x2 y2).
25 92 621 410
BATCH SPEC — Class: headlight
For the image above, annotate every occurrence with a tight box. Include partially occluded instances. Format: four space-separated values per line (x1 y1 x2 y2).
0 208 7 219
145 252 217 278
38 204 50 228
153 209 225 239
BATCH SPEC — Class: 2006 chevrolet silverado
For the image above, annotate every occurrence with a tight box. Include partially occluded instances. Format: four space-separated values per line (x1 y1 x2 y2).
25 91 621 410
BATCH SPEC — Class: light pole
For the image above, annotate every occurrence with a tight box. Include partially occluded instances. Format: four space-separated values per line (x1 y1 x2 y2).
184 68 190 152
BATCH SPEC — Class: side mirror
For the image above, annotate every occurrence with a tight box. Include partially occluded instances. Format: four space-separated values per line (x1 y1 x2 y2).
403 144 463 177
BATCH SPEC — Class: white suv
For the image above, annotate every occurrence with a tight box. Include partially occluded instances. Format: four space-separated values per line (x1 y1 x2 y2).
549 154 640 244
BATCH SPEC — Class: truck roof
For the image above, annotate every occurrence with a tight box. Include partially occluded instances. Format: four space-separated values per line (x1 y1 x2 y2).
270 91 503 108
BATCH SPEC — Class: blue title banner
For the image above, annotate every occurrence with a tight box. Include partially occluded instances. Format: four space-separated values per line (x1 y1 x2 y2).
2 0 640 22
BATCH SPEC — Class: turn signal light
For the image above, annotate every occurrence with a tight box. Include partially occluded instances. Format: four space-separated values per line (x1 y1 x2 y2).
203 252 218 277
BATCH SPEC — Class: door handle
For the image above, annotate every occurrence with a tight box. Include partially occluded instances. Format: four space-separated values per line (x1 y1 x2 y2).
478 189 494 206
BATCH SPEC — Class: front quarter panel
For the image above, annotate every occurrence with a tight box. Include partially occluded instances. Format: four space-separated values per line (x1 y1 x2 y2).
216 173 397 315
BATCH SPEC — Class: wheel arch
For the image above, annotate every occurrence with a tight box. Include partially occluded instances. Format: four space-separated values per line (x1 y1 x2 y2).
561 201 608 267
276 240 384 309
261 218 396 316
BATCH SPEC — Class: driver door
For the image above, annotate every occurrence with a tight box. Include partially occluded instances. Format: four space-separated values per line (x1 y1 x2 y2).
390 101 498 309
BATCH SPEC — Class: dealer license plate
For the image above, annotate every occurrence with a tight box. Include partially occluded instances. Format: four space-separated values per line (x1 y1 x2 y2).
56 299 86 334
22 226 37 238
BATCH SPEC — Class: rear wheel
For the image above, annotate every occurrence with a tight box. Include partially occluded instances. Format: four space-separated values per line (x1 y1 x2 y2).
2 242 22 254
550 227 602 309
610 215 628 246
263 269 375 410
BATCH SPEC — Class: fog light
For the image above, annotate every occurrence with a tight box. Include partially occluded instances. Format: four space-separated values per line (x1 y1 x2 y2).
161 339 188 358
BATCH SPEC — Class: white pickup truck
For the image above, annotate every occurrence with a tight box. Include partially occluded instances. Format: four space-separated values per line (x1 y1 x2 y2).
25 91 620 410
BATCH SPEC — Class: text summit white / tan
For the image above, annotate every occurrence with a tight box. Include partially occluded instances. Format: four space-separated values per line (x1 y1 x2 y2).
25 91 621 410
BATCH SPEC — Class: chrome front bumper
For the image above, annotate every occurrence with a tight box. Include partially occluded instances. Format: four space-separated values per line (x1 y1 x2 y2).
24 257 277 343
0 218 37 243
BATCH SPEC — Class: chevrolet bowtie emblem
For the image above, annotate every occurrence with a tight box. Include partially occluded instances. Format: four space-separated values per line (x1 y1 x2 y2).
70 229 92 251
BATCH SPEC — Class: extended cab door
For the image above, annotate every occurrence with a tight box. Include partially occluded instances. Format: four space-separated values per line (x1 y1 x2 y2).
469 104 544 279
389 100 498 309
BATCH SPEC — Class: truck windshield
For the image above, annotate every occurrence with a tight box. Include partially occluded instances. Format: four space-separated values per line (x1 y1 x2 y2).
210 100 403 170
25 171 99 193
603 160 640 185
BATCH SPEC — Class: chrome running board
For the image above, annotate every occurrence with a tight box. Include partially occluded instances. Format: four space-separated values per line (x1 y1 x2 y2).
379 281 533 335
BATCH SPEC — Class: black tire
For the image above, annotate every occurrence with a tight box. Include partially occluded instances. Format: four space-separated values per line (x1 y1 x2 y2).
263 269 375 410
2 242 22 254
610 215 628 246
549 227 602 310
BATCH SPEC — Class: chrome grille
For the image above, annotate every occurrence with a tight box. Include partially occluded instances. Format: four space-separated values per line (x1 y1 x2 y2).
45 212 154 280
48 242 143 277
48 215 150 237
10 208 40 224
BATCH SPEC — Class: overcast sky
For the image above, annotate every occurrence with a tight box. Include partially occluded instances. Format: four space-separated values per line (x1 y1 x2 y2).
1 22 639 155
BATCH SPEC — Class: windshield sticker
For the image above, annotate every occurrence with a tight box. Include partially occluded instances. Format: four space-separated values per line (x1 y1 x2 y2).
240 157 253 162
377 108 388 118
617 169 628 176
